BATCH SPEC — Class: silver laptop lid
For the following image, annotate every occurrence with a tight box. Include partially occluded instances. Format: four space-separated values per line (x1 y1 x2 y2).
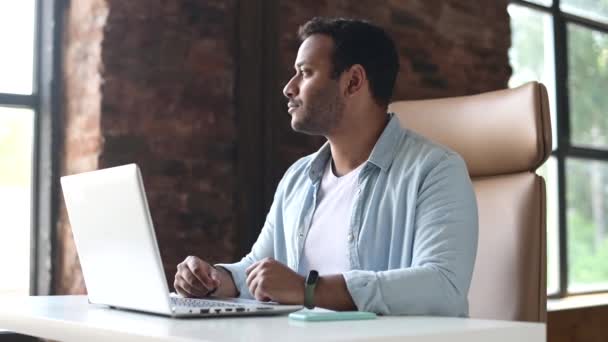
61 164 172 315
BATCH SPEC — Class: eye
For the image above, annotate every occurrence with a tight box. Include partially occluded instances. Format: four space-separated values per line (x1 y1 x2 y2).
300 69 312 77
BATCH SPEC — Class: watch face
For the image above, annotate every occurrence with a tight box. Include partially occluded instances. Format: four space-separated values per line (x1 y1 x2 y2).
306 270 319 285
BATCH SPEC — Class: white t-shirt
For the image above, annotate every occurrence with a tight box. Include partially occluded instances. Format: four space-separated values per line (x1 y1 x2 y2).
300 158 365 275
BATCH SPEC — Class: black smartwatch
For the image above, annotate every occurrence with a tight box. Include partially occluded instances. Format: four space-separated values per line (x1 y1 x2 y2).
304 270 319 309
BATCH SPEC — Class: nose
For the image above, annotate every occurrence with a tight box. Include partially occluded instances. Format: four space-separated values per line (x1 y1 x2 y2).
283 75 299 99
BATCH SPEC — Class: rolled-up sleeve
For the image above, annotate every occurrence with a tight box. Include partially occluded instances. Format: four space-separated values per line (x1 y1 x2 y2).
344 153 478 316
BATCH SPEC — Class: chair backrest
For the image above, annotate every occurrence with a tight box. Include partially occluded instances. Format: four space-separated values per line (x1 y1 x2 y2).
389 82 551 322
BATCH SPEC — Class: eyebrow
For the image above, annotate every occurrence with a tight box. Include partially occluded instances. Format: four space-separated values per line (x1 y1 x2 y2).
295 61 310 69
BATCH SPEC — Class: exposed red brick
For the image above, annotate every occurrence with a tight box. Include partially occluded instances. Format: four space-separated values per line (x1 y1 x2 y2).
56 0 108 294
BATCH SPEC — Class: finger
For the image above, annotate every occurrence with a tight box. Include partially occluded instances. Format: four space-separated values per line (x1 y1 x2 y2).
173 275 185 296
248 275 262 301
247 269 271 302
245 260 261 275
176 262 201 297
245 257 274 275
186 257 217 289
180 267 210 293
174 275 194 297
209 267 222 288
179 263 208 290
245 262 264 289
251 278 271 302
176 274 207 298
174 283 189 298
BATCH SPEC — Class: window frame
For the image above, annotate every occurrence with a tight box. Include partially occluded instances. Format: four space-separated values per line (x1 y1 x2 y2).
30 0 63 296
512 0 608 298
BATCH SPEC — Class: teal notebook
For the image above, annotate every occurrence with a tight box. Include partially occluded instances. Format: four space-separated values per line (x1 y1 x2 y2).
288 309 377 322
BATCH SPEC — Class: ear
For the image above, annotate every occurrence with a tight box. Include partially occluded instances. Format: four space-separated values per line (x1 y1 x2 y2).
343 64 366 97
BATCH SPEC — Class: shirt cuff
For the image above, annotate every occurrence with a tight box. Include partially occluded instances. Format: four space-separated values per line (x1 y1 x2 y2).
215 262 251 299
343 270 390 314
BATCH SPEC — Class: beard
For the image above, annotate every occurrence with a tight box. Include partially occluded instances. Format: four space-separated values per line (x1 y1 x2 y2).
290 82 345 136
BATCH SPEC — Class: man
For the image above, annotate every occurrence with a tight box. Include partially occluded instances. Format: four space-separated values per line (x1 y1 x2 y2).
174 17 478 316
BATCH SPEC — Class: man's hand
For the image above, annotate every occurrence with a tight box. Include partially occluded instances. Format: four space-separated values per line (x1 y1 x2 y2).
245 258 305 304
174 256 221 298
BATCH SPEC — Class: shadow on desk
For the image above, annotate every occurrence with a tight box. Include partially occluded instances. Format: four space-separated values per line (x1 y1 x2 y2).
0 331 39 342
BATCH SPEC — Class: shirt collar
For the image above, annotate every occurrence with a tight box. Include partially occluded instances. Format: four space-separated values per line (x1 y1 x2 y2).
367 113 403 172
307 113 403 182
308 142 331 182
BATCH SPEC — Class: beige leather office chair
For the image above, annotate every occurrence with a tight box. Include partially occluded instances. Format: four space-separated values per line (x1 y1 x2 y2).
389 81 551 322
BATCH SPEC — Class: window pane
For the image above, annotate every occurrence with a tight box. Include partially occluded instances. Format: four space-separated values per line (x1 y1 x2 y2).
537 157 559 295
568 24 608 149
561 0 608 24
508 4 558 150
0 107 33 296
0 1 36 95
567 158 608 293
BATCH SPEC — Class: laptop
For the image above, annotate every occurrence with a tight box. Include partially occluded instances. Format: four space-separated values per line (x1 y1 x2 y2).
60 163 302 317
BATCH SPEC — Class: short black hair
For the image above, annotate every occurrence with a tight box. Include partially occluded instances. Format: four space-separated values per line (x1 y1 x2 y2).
298 17 399 107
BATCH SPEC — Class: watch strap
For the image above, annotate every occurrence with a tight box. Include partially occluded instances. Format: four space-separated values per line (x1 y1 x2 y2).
304 270 319 309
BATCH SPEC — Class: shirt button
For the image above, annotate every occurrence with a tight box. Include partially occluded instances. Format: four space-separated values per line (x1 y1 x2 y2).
347 233 354 242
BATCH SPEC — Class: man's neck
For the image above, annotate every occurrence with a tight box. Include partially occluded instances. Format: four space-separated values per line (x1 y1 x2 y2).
327 110 389 177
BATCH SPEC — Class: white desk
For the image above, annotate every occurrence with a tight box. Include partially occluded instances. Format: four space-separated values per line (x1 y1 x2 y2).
0 296 545 342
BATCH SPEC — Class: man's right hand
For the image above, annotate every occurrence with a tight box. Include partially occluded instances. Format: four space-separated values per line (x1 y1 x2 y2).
174 256 222 298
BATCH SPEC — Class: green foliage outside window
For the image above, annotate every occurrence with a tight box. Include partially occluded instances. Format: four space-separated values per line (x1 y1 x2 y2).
510 0 608 293
562 0 608 23
569 24 608 149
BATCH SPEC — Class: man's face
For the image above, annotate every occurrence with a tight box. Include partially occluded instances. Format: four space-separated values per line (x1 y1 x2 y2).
282 34 345 136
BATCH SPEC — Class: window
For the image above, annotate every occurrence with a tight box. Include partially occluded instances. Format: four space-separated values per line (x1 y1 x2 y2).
509 0 608 297
0 0 58 297
0 1 37 297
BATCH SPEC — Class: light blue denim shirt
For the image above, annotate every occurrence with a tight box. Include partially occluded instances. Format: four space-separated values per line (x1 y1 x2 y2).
218 114 478 316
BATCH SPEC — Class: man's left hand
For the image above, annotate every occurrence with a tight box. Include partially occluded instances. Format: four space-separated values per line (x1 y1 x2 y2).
245 258 305 304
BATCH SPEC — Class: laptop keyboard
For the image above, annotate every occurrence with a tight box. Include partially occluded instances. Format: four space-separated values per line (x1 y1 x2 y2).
171 297 244 308
170 297 276 311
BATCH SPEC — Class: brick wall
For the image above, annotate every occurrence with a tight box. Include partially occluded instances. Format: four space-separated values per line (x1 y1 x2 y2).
56 0 510 294
56 0 107 294
99 0 237 288
57 0 237 293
